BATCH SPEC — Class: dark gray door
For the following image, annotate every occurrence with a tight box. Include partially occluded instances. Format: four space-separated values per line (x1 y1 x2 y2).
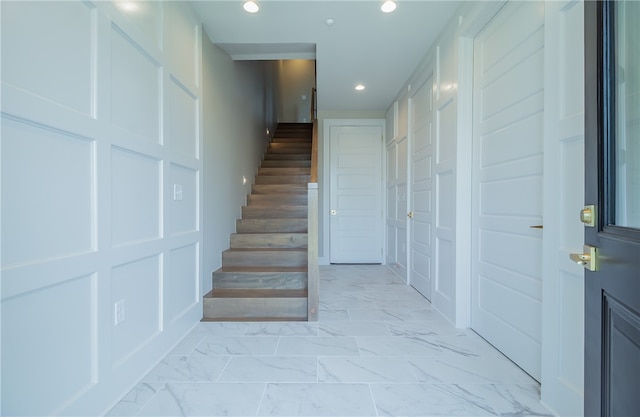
584 2 640 416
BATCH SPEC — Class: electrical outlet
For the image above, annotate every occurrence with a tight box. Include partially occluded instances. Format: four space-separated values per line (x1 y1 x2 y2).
114 300 126 326
173 184 183 201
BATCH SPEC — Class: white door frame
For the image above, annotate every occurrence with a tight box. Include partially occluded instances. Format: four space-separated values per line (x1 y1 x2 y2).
540 1 585 415
453 1 507 328
321 119 386 265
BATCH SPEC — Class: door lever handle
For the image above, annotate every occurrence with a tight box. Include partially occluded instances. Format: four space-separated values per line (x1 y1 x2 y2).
570 245 598 271
570 253 590 265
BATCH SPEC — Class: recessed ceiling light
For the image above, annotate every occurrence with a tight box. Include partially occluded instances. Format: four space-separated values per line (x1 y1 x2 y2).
116 1 139 12
325 18 335 26
380 0 397 13
355 84 366 91
243 1 259 13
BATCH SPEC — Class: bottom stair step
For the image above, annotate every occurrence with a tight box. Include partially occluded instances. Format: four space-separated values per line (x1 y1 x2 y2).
210 289 307 298
213 267 308 290
203 289 307 320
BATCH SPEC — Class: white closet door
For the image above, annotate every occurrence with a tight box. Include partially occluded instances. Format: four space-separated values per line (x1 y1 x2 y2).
471 1 545 380
409 78 434 299
330 124 383 263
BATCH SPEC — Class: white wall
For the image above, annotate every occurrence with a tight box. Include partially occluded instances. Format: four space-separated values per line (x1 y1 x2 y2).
1 1 283 413
202 41 279 295
1 1 204 415
278 60 316 123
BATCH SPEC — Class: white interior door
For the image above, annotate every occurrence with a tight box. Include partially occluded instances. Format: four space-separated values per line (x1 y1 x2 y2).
409 78 434 300
330 124 383 263
471 1 545 380
541 1 585 415
386 136 409 277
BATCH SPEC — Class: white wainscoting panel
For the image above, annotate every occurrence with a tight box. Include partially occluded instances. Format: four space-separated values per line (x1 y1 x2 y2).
1 2 203 415
1 1 95 116
112 1 162 51
111 147 161 246
111 255 162 365
110 25 161 143
1 117 95 267
170 163 199 235
2 274 96 417
167 243 200 324
168 77 199 159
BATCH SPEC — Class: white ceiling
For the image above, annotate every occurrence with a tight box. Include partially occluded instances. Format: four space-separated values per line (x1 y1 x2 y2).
189 0 464 112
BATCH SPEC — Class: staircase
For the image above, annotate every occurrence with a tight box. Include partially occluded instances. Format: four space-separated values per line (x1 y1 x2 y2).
203 123 313 321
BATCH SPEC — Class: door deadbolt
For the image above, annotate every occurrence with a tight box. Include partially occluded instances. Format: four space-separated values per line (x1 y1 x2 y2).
580 205 596 227
331 209 337 215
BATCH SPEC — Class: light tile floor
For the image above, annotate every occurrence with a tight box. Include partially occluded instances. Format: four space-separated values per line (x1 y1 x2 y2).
107 265 553 417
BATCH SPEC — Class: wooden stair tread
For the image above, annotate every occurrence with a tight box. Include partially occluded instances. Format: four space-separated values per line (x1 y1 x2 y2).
232 232 307 236
204 122 313 322
261 160 311 167
242 204 308 209
218 266 308 273
208 289 308 298
201 317 307 322
224 248 307 252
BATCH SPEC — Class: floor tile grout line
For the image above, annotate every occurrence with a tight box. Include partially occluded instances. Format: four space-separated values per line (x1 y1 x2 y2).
367 383 381 417
215 356 233 382
273 335 282 356
254 382 269 417
134 382 165 417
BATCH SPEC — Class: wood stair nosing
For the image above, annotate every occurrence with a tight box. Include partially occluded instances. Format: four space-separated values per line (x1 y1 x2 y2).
230 232 308 249
247 194 308 206
268 145 312 153
212 267 308 291
221 248 308 268
264 154 312 161
273 134 312 139
269 140 312 146
241 205 307 219
261 160 312 168
273 130 312 136
275 122 312 127
271 138 312 144
203 290 307 320
251 185 308 195
236 218 308 233
209 288 308 298
258 167 311 176
254 175 311 185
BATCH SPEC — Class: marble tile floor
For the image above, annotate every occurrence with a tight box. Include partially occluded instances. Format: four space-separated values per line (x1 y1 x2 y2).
107 265 553 417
